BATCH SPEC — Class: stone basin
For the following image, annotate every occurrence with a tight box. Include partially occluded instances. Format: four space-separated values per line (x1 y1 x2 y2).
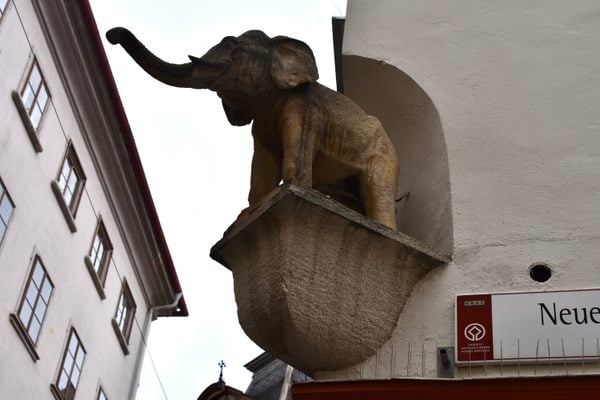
210 184 449 372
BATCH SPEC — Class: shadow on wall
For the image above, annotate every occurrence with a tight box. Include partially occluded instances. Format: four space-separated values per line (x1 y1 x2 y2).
343 55 453 256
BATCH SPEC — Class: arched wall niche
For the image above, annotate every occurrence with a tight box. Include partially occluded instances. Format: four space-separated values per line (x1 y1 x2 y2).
342 55 453 255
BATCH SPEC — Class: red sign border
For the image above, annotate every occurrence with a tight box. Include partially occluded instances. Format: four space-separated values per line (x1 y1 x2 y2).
454 287 600 365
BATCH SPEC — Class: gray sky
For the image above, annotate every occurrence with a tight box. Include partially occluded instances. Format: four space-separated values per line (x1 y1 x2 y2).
89 1 347 399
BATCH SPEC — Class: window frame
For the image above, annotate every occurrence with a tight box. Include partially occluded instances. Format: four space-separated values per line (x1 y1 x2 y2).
97 386 108 400
50 328 86 400
9 254 54 362
84 218 113 299
0 0 10 25
111 282 136 355
0 177 15 246
12 57 51 152
51 142 86 232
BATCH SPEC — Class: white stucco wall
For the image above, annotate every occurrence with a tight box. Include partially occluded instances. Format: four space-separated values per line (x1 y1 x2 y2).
318 0 600 379
0 1 162 398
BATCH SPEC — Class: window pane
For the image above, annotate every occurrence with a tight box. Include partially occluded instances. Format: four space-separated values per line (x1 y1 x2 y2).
60 161 71 181
91 235 100 258
0 195 14 223
29 65 42 91
32 261 44 286
66 172 78 193
115 306 123 326
115 296 125 323
58 162 71 191
96 241 104 261
18 302 32 325
37 85 49 110
33 299 47 321
57 174 66 191
62 189 73 207
0 0 7 14
118 315 126 332
30 106 42 129
21 85 36 111
41 279 52 301
58 370 69 390
0 182 10 242
25 283 38 306
71 366 81 387
68 334 78 356
41 282 52 304
75 347 85 367
63 352 74 374
28 318 41 342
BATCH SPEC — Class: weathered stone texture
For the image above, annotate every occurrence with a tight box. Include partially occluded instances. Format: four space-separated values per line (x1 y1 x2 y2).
211 185 448 372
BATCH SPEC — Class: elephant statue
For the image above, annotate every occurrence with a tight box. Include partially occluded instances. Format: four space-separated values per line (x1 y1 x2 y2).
106 28 399 229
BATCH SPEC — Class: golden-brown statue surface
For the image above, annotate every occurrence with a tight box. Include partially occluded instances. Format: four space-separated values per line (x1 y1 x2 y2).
107 28 399 229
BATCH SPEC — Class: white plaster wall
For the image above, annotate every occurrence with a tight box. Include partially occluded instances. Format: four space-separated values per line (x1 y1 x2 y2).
0 1 153 398
318 0 600 379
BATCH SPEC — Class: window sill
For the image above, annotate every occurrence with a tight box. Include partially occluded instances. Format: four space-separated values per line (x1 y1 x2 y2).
50 180 77 233
9 313 40 362
49 383 67 400
111 318 130 356
84 256 106 300
12 91 43 153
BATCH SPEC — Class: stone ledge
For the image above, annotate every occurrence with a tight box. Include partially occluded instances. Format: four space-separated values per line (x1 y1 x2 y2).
211 184 449 372
12 91 43 153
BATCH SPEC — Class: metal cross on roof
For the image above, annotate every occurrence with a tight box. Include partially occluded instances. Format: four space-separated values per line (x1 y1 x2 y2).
218 360 226 383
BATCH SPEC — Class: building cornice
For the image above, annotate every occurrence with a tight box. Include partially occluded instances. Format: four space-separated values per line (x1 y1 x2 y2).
77 0 187 317
32 0 187 316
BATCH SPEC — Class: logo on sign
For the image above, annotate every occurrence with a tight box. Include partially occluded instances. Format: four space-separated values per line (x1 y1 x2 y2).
464 323 486 341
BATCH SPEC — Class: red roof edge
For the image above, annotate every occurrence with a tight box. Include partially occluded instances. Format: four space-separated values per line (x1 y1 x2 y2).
292 375 600 400
78 0 188 317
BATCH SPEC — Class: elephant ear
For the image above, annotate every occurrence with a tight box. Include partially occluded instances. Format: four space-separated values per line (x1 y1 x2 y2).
271 37 319 89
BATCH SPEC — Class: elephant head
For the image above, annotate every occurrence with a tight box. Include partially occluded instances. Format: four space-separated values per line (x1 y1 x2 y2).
106 28 319 126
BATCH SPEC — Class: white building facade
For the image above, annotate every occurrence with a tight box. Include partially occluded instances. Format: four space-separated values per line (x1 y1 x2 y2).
295 1 600 398
0 1 187 399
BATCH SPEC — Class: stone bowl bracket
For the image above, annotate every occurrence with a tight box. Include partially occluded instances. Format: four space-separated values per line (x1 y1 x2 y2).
210 185 449 373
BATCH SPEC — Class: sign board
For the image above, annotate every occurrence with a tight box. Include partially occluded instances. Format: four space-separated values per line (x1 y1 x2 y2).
455 288 600 364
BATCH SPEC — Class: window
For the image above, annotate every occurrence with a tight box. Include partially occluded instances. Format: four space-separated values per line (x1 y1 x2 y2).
16 256 53 343
51 329 86 400
20 60 49 129
111 282 136 355
84 219 113 299
0 0 8 18
56 146 84 210
12 58 50 152
51 143 85 232
9 255 54 361
0 178 15 244
97 387 108 400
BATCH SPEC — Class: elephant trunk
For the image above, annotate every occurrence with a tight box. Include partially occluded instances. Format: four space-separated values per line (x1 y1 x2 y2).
106 27 217 89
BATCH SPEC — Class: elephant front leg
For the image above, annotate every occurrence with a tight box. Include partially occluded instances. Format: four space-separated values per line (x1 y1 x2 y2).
280 104 317 187
248 142 282 206
360 155 399 230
